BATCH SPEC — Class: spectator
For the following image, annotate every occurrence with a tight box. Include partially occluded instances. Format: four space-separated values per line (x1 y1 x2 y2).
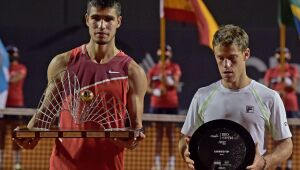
148 45 181 170
264 47 298 170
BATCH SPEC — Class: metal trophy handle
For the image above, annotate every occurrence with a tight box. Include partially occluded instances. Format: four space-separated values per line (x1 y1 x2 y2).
13 70 141 139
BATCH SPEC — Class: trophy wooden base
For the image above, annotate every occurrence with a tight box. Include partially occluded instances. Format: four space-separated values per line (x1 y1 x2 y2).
13 127 141 139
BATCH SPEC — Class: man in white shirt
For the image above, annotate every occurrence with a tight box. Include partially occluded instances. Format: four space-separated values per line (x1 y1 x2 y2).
179 24 293 170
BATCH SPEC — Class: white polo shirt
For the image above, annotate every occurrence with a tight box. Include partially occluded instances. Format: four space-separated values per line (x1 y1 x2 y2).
181 80 292 154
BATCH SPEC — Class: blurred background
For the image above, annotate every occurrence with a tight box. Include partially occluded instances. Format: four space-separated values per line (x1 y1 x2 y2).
0 0 299 110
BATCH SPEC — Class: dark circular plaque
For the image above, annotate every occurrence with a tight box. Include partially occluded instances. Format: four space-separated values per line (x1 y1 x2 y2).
189 119 255 170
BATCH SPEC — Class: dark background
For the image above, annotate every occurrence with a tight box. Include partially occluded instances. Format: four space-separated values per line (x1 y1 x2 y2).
0 0 299 111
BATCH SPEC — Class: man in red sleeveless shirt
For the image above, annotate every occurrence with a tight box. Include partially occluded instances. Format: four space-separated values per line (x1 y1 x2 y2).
147 45 182 170
0 45 27 170
264 47 299 170
15 1 147 170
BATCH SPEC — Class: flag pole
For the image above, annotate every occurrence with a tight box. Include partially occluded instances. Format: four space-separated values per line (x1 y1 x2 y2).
159 0 166 91
279 24 286 72
278 0 286 72
279 24 286 68
279 23 286 71
159 0 166 64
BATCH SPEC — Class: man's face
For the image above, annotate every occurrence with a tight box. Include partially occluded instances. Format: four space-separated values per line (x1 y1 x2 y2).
156 49 172 60
275 51 291 62
214 44 250 83
85 6 122 45
9 51 19 62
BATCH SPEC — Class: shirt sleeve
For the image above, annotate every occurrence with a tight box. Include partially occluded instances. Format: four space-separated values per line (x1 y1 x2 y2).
181 91 202 137
269 91 292 140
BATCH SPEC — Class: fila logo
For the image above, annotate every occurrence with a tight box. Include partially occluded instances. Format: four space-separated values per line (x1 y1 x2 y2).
246 105 254 113
108 70 120 74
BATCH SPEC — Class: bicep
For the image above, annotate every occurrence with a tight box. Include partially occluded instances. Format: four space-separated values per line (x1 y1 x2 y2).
128 61 147 100
127 61 147 127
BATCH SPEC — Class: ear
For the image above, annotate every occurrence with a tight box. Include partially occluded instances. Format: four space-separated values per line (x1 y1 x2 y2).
85 13 89 27
117 16 122 28
244 48 250 60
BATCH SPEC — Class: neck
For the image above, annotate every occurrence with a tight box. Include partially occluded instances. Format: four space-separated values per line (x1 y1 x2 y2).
11 61 19 65
222 75 251 90
86 40 119 64
159 59 171 65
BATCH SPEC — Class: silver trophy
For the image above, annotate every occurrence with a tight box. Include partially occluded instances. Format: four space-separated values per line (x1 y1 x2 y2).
13 70 141 139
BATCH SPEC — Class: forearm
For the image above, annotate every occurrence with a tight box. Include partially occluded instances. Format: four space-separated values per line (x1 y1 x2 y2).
264 138 293 169
127 95 144 129
128 61 147 129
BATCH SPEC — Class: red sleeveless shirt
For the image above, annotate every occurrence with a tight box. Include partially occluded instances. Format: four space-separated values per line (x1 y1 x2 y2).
49 45 132 170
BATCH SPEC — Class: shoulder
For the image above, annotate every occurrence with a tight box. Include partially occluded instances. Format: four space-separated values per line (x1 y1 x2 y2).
50 51 71 66
47 50 72 80
252 80 276 93
19 63 27 69
251 80 280 101
128 59 145 77
70 45 84 57
289 64 299 71
116 51 133 62
172 62 180 68
193 81 219 100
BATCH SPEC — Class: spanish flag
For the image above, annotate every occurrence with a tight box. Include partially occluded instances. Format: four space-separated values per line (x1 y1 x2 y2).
164 0 218 48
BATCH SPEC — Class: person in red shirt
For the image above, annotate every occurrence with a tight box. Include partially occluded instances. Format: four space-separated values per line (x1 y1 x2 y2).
264 47 299 170
0 45 27 170
6 46 27 108
264 48 299 118
14 1 147 170
147 45 182 170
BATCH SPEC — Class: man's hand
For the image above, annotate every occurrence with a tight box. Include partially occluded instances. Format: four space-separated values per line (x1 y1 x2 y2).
180 137 195 170
13 137 39 149
246 144 266 170
111 130 145 150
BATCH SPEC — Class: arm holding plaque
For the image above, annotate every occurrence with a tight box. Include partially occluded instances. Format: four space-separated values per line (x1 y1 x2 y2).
111 60 147 150
14 52 70 149
247 138 292 170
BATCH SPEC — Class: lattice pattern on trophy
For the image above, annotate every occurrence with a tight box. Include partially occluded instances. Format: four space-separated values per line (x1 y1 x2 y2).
33 70 130 130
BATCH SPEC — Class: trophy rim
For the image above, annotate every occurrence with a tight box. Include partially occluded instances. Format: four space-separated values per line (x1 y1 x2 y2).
189 119 255 170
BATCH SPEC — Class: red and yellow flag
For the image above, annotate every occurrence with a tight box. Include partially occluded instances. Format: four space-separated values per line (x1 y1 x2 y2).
164 0 218 48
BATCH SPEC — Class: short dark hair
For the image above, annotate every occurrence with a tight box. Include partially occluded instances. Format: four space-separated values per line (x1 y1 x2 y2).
87 0 121 16
212 24 249 51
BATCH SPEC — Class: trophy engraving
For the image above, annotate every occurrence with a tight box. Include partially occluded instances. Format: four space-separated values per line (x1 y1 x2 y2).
86 132 105 137
40 132 59 138
189 119 255 170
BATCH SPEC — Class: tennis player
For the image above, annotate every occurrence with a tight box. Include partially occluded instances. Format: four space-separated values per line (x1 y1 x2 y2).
179 25 293 170
15 0 147 170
